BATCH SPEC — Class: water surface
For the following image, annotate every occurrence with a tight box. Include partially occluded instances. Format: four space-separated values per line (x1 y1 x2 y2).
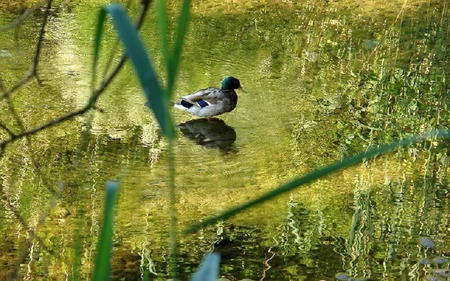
1 0 450 280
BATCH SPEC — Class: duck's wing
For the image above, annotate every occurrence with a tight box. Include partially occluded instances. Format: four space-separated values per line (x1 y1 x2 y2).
180 87 224 107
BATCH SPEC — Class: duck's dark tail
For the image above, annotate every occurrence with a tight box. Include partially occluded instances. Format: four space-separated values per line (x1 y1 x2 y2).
174 100 193 109
174 101 190 110
147 100 192 110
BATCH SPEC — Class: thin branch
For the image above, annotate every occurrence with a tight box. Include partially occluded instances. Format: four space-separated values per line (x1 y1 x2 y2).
0 69 34 100
3 0 153 278
0 121 17 137
31 0 52 79
3 0 56 197
0 0 51 100
6 97 27 140
0 0 49 32
5 181 63 280
0 0 152 148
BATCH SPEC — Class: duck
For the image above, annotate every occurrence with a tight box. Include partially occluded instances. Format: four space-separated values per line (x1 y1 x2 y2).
173 77 243 118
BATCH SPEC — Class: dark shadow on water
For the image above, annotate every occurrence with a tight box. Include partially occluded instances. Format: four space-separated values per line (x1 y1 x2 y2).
177 118 237 153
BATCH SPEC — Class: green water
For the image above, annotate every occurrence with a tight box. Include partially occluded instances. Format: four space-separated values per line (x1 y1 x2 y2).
1 0 450 280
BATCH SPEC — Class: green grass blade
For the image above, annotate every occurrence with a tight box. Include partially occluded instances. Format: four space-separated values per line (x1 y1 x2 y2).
166 0 190 97
156 0 170 78
183 129 450 234
92 180 120 280
90 8 107 106
72 227 82 281
97 4 174 140
92 8 106 75
167 140 178 280
189 253 221 281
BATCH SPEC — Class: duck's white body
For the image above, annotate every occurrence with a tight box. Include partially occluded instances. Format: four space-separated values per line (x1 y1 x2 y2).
174 77 242 118
174 87 238 118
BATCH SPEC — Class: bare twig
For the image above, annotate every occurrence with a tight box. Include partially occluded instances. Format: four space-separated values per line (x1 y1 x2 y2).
0 70 34 101
2 0 153 278
3 0 56 196
1 3 57 277
0 0 52 100
0 0 49 32
0 0 152 147
0 121 16 137
3 182 63 280
31 0 53 79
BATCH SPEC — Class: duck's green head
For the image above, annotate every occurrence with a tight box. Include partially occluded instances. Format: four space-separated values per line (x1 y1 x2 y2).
221 77 241 90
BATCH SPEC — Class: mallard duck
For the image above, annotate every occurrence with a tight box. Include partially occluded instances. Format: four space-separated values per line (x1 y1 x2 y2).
173 77 243 118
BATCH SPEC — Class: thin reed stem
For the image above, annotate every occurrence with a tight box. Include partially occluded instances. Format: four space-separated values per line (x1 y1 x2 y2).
167 139 179 279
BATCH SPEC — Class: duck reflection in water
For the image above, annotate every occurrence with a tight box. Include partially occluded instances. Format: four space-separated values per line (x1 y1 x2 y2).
177 118 237 153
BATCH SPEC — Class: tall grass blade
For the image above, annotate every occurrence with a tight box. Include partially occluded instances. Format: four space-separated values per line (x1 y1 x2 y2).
72 228 82 281
155 0 190 98
167 140 178 280
183 129 450 234
154 1 190 278
92 180 120 280
189 253 221 281
166 0 190 97
91 8 107 102
95 4 174 140
156 0 170 78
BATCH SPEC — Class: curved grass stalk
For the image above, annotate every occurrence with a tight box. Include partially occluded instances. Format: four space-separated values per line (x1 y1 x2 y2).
94 4 173 140
183 129 450 235
93 2 190 279
92 181 120 280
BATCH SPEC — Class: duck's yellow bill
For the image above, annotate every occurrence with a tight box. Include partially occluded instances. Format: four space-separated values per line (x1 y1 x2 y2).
238 86 247 93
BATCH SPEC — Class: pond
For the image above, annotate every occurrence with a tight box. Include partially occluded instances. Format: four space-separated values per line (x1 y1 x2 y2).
1 0 450 280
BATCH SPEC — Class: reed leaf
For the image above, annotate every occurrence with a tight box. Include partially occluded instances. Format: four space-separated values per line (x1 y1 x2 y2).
156 0 190 98
92 180 120 280
156 0 170 80
91 8 106 99
183 129 450 234
166 0 190 97
94 4 174 140
189 253 221 281
71 227 83 281
154 1 191 278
